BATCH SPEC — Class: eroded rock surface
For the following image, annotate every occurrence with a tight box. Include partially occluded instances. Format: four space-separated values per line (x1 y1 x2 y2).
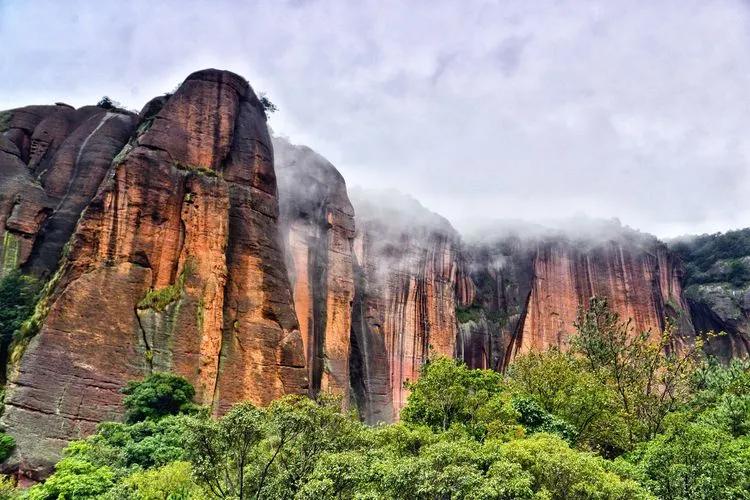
459 225 695 371
348 190 470 422
1 70 306 479
275 137 355 402
0 104 137 278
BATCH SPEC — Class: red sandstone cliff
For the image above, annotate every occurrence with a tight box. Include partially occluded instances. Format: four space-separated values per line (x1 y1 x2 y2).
275 136 356 403
0 69 729 482
459 227 695 371
0 104 137 278
0 70 307 479
348 190 470 422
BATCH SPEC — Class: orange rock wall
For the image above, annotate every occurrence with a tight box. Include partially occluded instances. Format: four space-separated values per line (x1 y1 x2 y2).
275 138 356 401
350 217 466 422
1 70 307 479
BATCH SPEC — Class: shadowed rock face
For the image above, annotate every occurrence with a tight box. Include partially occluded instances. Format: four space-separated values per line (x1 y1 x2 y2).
347 191 471 423
275 136 356 402
459 230 695 371
0 104 137 279
0 69 307 480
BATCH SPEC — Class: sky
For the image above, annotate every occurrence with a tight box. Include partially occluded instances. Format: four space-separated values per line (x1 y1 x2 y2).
1 0 749 239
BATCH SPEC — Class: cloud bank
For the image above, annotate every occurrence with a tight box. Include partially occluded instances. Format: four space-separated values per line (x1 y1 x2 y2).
2 0 749 238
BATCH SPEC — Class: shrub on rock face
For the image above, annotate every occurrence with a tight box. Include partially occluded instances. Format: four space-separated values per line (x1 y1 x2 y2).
121 373 197 423
0 433 14 463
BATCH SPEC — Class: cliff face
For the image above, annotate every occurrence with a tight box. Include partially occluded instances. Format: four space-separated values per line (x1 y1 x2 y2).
687 281 750 359
0 104 137 279
275 137 356 402
670 230 750 360
460 229 695 371
348 191 470 422
1 70 307 479
1 68 744 482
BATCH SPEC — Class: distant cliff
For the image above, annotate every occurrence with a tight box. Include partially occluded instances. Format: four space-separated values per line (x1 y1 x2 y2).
458 225 695 372
346 189 472 422
671 229 750 359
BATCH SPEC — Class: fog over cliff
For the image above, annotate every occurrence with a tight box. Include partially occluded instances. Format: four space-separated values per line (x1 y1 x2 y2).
3 1 750 238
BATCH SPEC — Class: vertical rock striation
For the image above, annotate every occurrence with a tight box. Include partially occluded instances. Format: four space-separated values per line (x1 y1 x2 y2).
347 190 469 422
1 70 306 479
459 225 695 371
275 136 356 402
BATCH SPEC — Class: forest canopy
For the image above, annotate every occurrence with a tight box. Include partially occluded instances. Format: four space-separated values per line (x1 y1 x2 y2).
5 299 750 500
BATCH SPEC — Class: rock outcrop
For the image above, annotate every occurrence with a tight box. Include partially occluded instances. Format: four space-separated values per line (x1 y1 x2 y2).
347 190 470 422
1 68 745 483
0 104 137 279
459 224 695 371
275 136 356 402
670 230 750 359
0 70 307 479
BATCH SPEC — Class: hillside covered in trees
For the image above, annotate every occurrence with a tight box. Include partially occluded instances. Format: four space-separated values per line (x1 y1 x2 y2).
0 299 747 499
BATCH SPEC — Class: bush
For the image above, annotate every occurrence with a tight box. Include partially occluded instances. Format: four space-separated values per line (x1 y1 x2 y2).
0 433 14 463
121 373 197 423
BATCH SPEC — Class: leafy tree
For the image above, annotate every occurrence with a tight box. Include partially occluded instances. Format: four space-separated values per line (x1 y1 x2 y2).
689 358 750 436
26 455 115 500
570 297 700 447
108 460 205 500
258 92 278 115
511 397 578 444
508 349 626 454
500 434 651 500
186 395 364 499
630 417 750 499
122 372 197 423
401 357 518 439
96 96 116 109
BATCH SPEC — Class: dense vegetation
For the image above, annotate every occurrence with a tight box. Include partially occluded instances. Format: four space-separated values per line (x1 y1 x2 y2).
0 298 748 499
671 228 750 288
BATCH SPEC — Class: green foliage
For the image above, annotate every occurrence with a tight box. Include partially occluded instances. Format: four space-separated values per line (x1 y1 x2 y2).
137 260 195 313
108 461 205 500
172 161 219 178
0 433 14 463
501 434 651 499
511 397 577 443
96 96 118 109
400 357 520 440
455 305 483 324
629 418 750 499
122 373 197 423
19 303 750 500
0 271 40 349
672 228 750 287
26 455 115 500
137 285 183 313
571 297 699 448
186 395 365 499
508 349 624 453
258 92 278 114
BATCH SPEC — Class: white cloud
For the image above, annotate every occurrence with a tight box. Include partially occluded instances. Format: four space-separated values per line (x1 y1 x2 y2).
1 0 748 238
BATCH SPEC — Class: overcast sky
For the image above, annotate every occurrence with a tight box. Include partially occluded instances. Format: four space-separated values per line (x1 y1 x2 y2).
2 0 749 238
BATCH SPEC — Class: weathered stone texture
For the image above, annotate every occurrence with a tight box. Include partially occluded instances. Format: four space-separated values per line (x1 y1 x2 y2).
1 69 306 479
275 137 355 402
348 192 467 422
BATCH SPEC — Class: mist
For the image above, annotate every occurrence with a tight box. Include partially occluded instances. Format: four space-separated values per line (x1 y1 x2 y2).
2 0 749 239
